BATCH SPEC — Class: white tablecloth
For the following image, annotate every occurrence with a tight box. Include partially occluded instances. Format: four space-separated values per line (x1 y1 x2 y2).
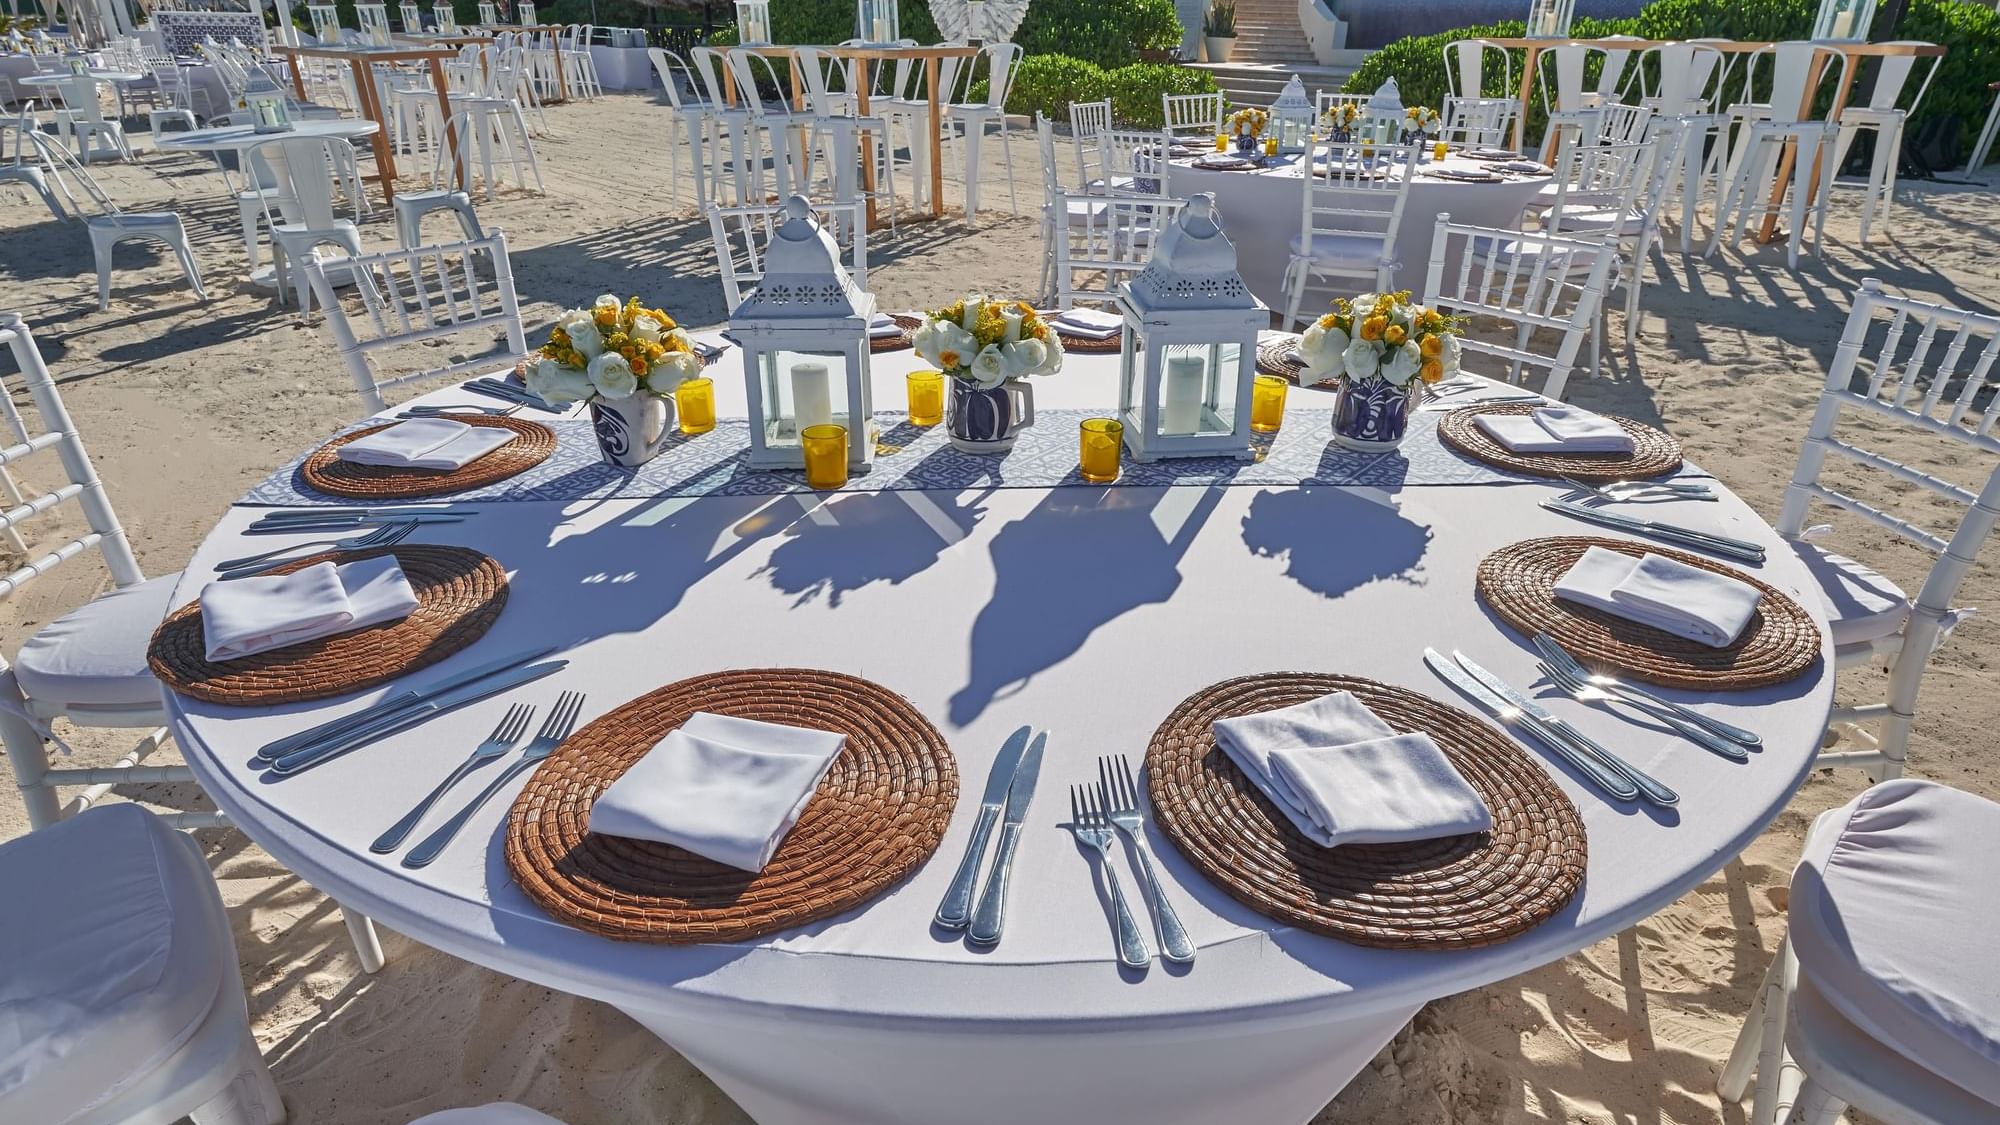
588 44 654 91
1167 153 1553 310
166 349 1833 1124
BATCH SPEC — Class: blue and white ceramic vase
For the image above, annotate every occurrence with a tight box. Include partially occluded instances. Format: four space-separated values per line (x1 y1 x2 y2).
1331 376 1418 451
588 392 675 467
946 377 1036 454
1234 132 1260 156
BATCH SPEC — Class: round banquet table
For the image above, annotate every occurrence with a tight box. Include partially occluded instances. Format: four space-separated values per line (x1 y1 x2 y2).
153 117 383 154
1167 152 1554 311
165 340 1833 1125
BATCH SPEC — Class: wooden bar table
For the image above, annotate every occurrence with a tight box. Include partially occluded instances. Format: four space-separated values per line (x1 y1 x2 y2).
515 25 574 102
275 44 463 204
829 44 979 225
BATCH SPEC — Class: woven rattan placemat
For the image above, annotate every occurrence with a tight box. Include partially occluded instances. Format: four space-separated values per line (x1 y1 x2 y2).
1145 673 1587 950
148 545 508 706
1056 328 1124 354
300 416 555 499
1476 536 1822 691
1256 339 1308 383
870 314 923 353
1437 403 1683 484
506 668 957 943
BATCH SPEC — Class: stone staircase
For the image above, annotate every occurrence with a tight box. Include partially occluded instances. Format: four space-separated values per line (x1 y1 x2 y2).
1181 0 1367 109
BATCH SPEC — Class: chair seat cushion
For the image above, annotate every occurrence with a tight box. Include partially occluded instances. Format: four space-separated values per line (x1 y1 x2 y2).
1288 232 1391 271
410 1106 570 1125
14 572 179 710
1788 542 1910 648
1791 779 2000 1107
1552 205 1645 236
0 804 229 1123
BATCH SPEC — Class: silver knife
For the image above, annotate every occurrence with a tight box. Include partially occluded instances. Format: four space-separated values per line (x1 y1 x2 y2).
967 731 1046 946
258 646 560 761
240 514 468 536
934 725 1032 930
465 380 563 413
1541 500 1766 564
252 506 484 523
1452 651 1679 808
1424 648 1639 802
269 659 567 775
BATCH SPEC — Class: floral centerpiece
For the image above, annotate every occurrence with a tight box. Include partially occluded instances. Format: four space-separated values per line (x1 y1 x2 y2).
1322 101 1361 141
1402 105 1441 143
911 295 1065 453
526 294 707 466
1297 290 1462 450
1227 107 1268 155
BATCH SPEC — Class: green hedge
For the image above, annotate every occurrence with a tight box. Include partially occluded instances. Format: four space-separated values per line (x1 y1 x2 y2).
1012 0 1183 68
1107 62 1221 126
1003 54 1219 125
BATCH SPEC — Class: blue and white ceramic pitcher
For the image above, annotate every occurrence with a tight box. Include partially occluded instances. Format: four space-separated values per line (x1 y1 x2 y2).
947 378 1036 454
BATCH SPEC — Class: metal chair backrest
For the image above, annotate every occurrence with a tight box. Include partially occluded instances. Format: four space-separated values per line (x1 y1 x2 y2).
980 42 1022 109
54 76 110 125
25 131 115 218
1862 43 1940 114
1162 91 1223 143
245 134 363 230
306 232 528 414
724 47 791 119
1095 127 1172 198
1440 95 1515 148
1538 43 1611 117
1445 37 1512 98
705 200 869 311
1767 41 1849 125
1640 42 1724 116
688 46 734 109
647 47 700 111
1068 98 1112 189
790 45 845 117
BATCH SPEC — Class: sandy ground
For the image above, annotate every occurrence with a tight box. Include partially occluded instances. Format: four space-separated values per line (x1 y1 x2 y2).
1 90 1997 1124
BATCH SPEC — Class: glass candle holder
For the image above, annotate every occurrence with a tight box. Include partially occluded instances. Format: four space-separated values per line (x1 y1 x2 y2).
802 424 849 490
1250 375 1288 434
675 376 716 435
907 370 944 426
1213 133 1228 152
1263 136 1278 158
1433 140 1449 162
1079 417 1122 483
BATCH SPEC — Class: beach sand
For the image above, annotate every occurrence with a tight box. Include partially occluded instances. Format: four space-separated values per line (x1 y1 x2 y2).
2 91 1997 1123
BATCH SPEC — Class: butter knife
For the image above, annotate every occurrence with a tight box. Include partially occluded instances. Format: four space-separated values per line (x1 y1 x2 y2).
1540 499 1766 564
258 646 560 761
268 660 567 776
1423 648 1640 802
936 726 1033 930
967 731 1046 947
1452 651 1679 808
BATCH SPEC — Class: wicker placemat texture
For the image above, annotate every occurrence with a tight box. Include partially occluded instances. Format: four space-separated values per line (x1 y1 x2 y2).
1476 536 1822 691
506 668 958 943
1256 339 1308 383
1436 403 1684 483
870 314 923 353
300 416 556 499
148 545 508 706
1056 328 1124 354
1145 672 1587 949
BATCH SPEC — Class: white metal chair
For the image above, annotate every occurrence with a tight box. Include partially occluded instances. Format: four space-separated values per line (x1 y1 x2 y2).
1636 40 1729 251
705 199 868 310
1773 280 2000 782
52 74 134 164
794 44 901 237
1162 90 1224 146
453 89 547 200
1280 137 1417 330
942 41 1022 222
1707 41 1846 268
1442 37 1519 146
305 232 528 414
690 46 758 207
724 46 808 205
25 132 208 310
1 108 66 220
1968 80 2000 171
1534 42 1614 149
1720 780 2000 1125
647 46 711 208
1830 43 1940 243
245 133 368 319
394 110 486 247
1420 211 1622 401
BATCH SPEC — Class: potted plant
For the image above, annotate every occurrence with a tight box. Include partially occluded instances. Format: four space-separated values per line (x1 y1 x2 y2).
1202 1 1236 63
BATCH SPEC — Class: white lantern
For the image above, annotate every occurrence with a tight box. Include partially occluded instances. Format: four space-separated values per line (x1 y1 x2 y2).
857 0 898 46
434 3 457 31
1271 74 1314 153
1525 0 1575 38
1115 194 1266 462
736 0 773 45
477 1 497 24
731 197 878 472
1812 0 1875 41
517 0 536 23
1364 77 1405 145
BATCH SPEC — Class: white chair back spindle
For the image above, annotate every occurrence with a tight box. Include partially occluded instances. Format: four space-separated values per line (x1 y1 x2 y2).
1162 91 1224 145
1280 137 1417 329
705 200 869 311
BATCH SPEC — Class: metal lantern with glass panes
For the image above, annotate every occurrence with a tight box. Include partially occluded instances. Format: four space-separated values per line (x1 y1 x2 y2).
518 0 537 22
857 0 899 45
1271 75 1314 152
736 0 773 44
1115 194 1266 462
1812 0 1875 40
433 3 457 30
732 197 878 472
478 1 497 24
1525 0 1574 37
1363 78 1405 145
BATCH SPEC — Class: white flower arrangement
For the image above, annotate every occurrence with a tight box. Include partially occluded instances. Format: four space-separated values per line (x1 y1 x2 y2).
910 294 1066 390
1296 290 1462 387
525 294 706 406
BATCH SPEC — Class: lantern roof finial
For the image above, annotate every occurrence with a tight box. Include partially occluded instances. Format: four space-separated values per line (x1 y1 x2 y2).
1273 74 1310 112
1367 78 1403 118
1125 193 1262 313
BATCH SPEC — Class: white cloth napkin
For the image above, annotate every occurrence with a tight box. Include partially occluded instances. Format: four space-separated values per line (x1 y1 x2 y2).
201 556 421 661
1052 308 1122 340
1553 545 1762 647
869 312 903 339
337 418 517 470
1212 692 1489 846
588 712 847 872
1473 405 1635 454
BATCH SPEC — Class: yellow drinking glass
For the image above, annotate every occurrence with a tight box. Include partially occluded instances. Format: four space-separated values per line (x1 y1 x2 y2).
675 376 716 435
1433 140 1450 162
1250 375 1289 434
1214 132 1228 152
1079 417 1123 483
802 424 849 490
907 370 944 426
1263 136 1279 157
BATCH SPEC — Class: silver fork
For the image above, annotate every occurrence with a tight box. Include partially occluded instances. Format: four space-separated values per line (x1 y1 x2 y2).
399 404 520 418
1533 633 1762 748
1069 784 1150 968
401 691 586 869
216 521 416 574
1537 658 1749 763
1098 755 1194 964
1558 475 1715 503
370 703 536 854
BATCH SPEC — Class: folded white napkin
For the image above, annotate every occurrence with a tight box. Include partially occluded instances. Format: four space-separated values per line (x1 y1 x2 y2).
1052 308 1123 339
1212 692 1489 846
588 712 847 872
201 555 421 661
1269 733 1493 847
869 312 903 339
337 418 517 470
1473 405 1634 454
1553 545 1762 647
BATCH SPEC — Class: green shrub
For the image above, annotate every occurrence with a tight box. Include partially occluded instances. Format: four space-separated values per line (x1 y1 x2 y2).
1013 0 1183 69
1003 53 1112 121
1106 61 1220 126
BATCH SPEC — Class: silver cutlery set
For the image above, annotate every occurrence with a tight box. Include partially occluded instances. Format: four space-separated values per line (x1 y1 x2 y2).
462 376 564 413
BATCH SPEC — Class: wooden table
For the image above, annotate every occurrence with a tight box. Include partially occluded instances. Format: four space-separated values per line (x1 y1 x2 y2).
515 25 573 102
275 44 462 204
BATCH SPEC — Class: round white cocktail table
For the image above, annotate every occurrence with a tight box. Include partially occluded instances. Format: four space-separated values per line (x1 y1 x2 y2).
166 345 1832 1124
153 117 382 154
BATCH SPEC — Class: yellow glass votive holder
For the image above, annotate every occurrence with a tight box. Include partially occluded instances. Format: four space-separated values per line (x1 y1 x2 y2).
1433 140 1450 162
1079 417 1123 483
802 424 849 490
675 376 716 435
1214 133 1228 152
907 370 944 426
1263 137 1279 158
1250 375 1289 434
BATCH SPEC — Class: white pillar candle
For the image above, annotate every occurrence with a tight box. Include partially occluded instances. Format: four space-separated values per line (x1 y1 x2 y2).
1163 355 1205 435
1831 10 1853 37
790 361 833 432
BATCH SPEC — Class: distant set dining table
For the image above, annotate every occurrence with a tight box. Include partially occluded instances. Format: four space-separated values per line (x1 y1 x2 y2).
163 339 1834 1124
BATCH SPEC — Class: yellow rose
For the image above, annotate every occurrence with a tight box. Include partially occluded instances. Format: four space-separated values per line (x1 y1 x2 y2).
594 308 616 328
1359 316 1387 342
631 357 649 376
1384 324 1407 347
1420 359 1444 383
1420 334 1444 358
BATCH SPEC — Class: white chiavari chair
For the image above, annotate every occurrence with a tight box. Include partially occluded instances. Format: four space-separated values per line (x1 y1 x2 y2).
1280 137 1416 330
1440 95 1515 149
1162 90 1223 146
1707 42 1847 268
648 46 712 207
1093 125 1173 199
1051 188 1187 310
1830 43 1940 244
1068 97 1112 189
705 199 868 310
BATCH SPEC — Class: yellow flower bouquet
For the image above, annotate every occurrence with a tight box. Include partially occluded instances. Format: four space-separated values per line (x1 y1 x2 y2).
1228 107 1269 139
911 294 1066 390
525 294 705 406
1296 290 1462 388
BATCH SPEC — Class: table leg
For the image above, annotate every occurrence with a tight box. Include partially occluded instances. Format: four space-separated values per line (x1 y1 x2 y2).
723 63 737 107
350 57 399 204
288 51 308 102
1756 52 1834 244
855 57 879 230
552 36 569 102
926 56 944 221
1514 46 1540 153
428 57 463 191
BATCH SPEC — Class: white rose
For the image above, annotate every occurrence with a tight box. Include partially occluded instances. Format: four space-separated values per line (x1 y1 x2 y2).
1001 338 1047 378
1383 341 1423 386
557 308 592 336
666 327 693 350
567 318 604 361
960 295 983 332
1441 333 1463 377
1342 338 1381 381
968 344 1010 389
933 323 978 372
646 350 704 395
1000 307 1024 345
630 313 665 344
587 351 639 399
593 294 621 315
1041 329 1065 373
1300 322 1350 376
528 361 593 405
910 317 941 366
